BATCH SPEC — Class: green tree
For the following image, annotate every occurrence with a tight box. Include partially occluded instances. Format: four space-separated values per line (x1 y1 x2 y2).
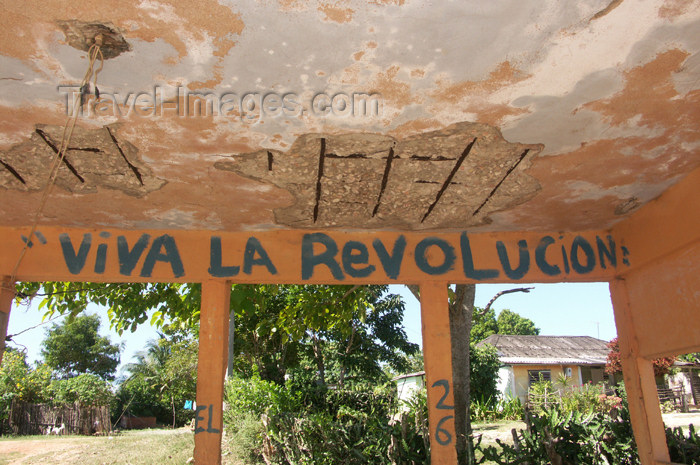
231 285 302 384
50 373 113 406
496 309 540 337
41 314 121 381
469 343 499 403
122 336 198 427
18 282 200 335
289 286 418 387
0 349 53 432
470 307 498 342
605 338 676 378
470 307 539 343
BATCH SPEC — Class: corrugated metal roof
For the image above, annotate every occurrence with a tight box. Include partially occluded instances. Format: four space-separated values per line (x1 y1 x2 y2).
476 335 609 366
392 371 425 381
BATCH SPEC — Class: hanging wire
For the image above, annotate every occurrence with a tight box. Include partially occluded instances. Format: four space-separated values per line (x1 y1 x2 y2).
6 314 64 340
2 38 105 296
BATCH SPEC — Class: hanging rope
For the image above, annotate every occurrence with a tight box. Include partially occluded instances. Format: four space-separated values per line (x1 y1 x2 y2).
3 38 105 296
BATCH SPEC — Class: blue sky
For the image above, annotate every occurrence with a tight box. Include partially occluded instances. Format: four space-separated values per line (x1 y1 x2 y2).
5 282 617 376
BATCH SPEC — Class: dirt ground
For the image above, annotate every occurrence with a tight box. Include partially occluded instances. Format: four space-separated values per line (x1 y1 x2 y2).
0 428 197 465
662 409 700 429
0 437 87 465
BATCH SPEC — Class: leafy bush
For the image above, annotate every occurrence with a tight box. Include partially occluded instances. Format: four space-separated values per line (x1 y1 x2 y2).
50 373 114 406
224 411 266 465
224 376 430 465
391 388 430 465
0 350 53 433
470 344 500 405
471 396 523 422
666 424 700 464
483 384 638 465
260 384 397 464
224 375 301 427
113 374 167 422
528 379 620 417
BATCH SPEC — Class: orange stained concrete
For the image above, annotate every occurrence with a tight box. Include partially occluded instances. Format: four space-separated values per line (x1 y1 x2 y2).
2 0 244 81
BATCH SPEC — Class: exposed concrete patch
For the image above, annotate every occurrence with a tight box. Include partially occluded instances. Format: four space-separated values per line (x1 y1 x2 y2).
0 124 165 197
215 122 543 230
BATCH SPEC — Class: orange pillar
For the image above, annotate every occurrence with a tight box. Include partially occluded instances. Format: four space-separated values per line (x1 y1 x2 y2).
0 278 14 366
194 281 231 465
609 278 670 465
420 282 457 464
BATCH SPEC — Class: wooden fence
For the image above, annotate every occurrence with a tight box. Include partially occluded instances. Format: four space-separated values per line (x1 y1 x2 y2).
657 385 687 412
9 400 112 436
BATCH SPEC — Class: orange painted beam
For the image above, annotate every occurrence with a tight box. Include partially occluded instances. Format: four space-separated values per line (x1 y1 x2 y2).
620 241 700 359
613 165 700 276
420 282 457 465
609 278 670 465
0 227 629 284
194 281 231 465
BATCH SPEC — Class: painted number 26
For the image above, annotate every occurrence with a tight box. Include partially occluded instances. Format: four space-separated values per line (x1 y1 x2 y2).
432 379 455 446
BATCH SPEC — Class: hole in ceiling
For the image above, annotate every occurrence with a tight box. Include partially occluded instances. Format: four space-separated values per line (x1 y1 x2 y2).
56 20 131 59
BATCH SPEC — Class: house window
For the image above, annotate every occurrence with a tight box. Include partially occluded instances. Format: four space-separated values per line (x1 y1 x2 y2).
528 370 551 387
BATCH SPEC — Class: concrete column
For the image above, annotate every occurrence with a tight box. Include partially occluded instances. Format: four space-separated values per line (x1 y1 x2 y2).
420 282 457 464
0 279 14 366
194 281 231 465
610 278 670 465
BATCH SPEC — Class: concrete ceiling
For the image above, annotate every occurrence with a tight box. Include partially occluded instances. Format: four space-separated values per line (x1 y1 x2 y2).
1 0 699 232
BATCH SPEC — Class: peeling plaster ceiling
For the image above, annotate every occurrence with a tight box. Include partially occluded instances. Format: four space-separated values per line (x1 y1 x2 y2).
0 0 699 232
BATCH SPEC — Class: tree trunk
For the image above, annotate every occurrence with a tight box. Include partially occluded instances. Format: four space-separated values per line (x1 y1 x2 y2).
338 324 356 388
312 333 325 386
0 281 14 366
450 284 476 465
226 310 235 378
407 283 476 465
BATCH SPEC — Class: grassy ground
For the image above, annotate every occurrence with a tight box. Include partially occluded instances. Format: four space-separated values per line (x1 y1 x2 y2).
0 428 205 465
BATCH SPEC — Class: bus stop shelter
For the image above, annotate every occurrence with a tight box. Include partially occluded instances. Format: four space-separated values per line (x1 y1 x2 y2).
1 1 699 463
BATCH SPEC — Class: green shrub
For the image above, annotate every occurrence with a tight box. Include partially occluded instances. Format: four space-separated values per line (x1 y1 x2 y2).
528 379 620 417
225 411 266 465
223 376 430 465
113 374 169 423
223 375 301 430
391 388 430 465
666 423 700 464
50 373 114 406
470 344 500 405
471 396 524 422
482 384 639 465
